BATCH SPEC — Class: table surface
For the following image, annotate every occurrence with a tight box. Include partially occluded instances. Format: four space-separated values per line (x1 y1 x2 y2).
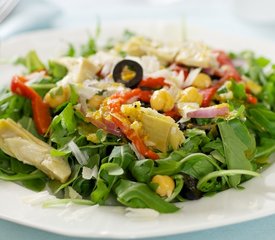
1 0 275 239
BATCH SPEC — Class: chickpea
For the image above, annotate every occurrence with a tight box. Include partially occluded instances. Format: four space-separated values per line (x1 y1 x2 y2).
150 89 175 112
151 175 175 197
87 95 105 110
192 73 212 89
179 87 203 106
44 85 71 108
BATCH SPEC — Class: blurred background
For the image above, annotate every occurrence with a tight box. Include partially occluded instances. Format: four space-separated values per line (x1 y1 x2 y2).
1 0 275 41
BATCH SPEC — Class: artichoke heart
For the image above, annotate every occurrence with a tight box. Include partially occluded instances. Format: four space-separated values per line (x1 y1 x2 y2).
121 102 184 152
56 57 99 84
0 119 71 183
175 41 213 68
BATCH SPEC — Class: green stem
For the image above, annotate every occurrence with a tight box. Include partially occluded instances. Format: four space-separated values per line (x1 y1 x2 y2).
197 169 260 191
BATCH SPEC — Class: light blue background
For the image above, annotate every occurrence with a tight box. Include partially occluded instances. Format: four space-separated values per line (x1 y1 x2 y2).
1 0 275 239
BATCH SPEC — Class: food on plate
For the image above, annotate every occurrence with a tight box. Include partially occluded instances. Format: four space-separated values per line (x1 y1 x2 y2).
0 30 274 213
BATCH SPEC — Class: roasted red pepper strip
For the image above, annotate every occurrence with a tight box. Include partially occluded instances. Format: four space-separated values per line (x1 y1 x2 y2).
164 108 181 120
108 88 152 112
200 86 218 107
214 50 241 81
11 76 52 135
111 115 159 160
138 77 169 89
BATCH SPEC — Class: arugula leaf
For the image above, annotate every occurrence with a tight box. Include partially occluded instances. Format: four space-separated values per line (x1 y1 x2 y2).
65 43 76 57
130 159 154 183
218 119 254 187
80 37 97 57
19 50 45 73
48 61 68 81
115 179 179 213
247 106 275 137
60 103 77 134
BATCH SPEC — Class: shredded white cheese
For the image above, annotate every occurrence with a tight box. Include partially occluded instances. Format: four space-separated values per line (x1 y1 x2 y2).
68 140 88 165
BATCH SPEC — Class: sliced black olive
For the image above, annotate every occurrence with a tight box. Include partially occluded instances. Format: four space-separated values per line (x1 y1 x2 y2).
180 173 203 200
112 59 143 88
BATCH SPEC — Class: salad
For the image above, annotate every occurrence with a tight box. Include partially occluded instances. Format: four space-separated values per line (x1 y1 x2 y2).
0 30 275 214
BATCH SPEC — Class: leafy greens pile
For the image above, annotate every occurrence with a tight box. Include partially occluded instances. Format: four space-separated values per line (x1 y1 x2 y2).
0 32 275 214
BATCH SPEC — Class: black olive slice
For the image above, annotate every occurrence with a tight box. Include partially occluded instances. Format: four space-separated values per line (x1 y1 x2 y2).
112 59 143 88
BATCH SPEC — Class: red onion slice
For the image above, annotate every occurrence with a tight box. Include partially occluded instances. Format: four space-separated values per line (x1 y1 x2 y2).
187 104 229 118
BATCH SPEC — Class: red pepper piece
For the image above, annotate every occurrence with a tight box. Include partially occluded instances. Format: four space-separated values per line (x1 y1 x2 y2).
200 87 218 107
246 94 258 104
11 76 52 135
138 77 169 89
108 89 152 112
164 108 181 120
214 50 241 82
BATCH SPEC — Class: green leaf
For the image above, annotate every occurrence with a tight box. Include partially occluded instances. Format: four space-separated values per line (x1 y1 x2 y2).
60 103 77 134
197 169 259 192
0 169 46 181
48 61 68 81
181 155 216 180
256 56 270 68
100 163 124 176
108 145 136 169
218 120 254 187
247 106 275 137
153 153 219 177
130 159 154 183
231 81 247 100
25 50 45 73
255 137 275 160
22 178 46 191
69 85 79 105
80 37 97 57
115 179 179 213
165 174 184 202
65 43 76 57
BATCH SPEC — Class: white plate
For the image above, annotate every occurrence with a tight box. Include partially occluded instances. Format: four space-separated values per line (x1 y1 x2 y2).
1 21 275 239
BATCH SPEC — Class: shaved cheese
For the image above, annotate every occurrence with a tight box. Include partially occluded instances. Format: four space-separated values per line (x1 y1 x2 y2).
182 68 201 88
68 140 88 165
82 165 98 180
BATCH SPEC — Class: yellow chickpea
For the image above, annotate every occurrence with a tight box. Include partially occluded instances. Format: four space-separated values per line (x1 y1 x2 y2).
179 86 203 106
151 175 175 197
192 73 212 89
44 85 71 108
87 95 105 110
150 89 175 112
